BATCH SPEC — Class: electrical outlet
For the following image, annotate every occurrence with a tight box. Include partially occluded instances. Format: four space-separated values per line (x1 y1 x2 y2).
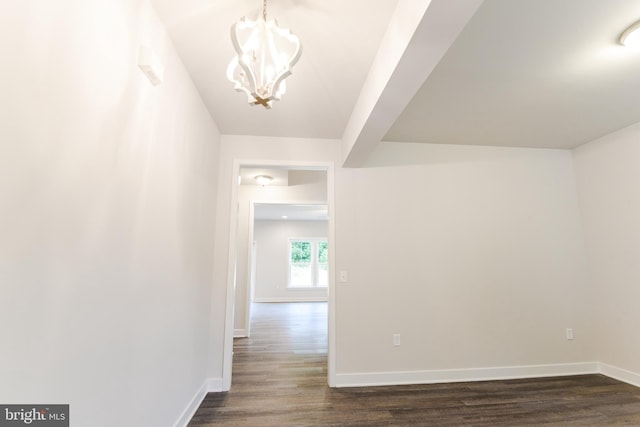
566 328 574 340
393 334 401 346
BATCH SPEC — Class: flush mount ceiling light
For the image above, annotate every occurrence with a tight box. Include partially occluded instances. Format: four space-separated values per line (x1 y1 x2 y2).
255 175 273 186
226 0 302 109
620 20 640 49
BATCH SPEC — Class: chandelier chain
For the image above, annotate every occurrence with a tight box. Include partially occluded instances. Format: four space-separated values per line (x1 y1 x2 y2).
263 0 267 20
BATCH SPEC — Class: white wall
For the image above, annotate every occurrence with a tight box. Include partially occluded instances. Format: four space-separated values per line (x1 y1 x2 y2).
209 136 595 387
334 142 594 382
254 220 328 302
573 122 640 381
0 1 220 426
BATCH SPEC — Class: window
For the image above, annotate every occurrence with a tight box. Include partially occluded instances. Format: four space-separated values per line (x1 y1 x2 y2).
288 238 328 288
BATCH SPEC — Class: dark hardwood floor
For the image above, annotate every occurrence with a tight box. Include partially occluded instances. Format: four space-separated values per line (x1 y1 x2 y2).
188 302 640 426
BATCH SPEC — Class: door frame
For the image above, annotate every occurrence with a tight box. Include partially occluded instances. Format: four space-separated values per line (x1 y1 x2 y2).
221 159 336 390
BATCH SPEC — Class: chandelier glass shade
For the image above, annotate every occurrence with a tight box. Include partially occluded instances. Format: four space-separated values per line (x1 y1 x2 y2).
227 0 302 109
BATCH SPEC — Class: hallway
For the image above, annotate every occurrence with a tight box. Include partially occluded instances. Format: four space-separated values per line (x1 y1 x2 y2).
188 303 640 426
189 302 329 426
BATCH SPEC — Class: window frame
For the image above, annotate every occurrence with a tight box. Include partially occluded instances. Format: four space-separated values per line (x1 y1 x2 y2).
287 237 329 289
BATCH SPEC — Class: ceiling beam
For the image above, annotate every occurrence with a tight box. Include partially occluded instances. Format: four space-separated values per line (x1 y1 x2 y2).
341 0 484 168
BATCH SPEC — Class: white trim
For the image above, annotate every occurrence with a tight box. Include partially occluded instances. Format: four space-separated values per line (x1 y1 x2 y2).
234 329 248 338
206 377 224 392
176 364 639 426
172 380 208 427
245 203 255 339
249 240 257 318
599 363 640 388
326 163 336 387
334 362 599 388
221 160 241 391
253 297 328 303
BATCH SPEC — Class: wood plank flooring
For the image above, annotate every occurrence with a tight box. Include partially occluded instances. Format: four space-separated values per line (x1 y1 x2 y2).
188 302 640 426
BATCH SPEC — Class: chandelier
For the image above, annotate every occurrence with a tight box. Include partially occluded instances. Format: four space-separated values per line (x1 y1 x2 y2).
226 0 302 109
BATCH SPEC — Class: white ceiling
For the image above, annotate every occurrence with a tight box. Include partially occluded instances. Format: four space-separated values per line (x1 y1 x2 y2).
151 0 640 156
385 0 640 149
237 168 327 219
254 203 328 221
151 0 398 139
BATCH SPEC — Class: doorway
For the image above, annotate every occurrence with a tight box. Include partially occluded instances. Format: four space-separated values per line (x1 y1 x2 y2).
250 203 329 305
221 160 336 389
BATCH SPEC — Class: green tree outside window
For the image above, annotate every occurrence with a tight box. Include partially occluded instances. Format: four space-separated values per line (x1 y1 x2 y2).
291 241 311 263
289 239 328 287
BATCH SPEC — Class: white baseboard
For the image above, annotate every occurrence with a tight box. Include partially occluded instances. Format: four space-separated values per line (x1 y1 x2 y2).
206 377 224 392
173 378 224 427
599 362 640 388
253 297 328 303
334 362 599 388
234 329 248 338
172 380 208 427
174 364 638 426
